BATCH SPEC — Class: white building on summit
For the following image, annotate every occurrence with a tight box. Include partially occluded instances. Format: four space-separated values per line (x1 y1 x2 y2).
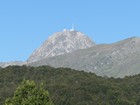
63 25 75 32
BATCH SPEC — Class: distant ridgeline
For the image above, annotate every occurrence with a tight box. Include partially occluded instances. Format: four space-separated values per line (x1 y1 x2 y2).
0 65 140 105
1 29 140 78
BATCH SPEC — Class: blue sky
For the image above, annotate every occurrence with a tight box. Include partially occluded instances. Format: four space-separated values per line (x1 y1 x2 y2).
0 0 140 62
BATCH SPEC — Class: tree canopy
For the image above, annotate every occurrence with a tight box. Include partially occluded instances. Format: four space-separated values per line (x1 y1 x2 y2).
4 80 53 105
0 66 140 105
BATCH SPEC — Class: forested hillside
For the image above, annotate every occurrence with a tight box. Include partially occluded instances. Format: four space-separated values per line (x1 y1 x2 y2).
0 66 140 105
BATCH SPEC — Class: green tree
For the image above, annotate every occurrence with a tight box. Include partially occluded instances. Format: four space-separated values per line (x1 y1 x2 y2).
4 80 53 105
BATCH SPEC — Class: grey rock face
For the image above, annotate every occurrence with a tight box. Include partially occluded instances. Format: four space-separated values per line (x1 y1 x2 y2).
28 37 140 78
27 30 95 63
1 28 140 78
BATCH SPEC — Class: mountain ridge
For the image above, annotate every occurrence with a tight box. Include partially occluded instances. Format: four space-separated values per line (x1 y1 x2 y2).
28 36 140 78
27 30 95 63
1 29 140 78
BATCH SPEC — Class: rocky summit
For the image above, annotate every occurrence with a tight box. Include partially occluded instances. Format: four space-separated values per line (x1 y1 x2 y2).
1 29 140 78
27 30 95 63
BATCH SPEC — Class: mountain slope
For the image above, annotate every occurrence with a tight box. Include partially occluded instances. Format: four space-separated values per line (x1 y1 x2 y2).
29 37 140 78
27 30 95 63
0 61 25 68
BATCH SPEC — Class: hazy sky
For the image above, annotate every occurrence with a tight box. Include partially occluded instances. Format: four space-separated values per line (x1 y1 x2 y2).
0 0 140 62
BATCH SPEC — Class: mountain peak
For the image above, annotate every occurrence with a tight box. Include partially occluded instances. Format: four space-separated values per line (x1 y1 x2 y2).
27 30 95 63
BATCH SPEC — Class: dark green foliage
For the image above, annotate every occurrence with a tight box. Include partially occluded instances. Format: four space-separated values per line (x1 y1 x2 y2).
0 65 140 105
4 80 53 105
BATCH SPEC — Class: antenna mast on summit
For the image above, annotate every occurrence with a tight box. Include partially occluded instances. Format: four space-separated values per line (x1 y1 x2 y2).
70 24 75 31
72 24 74 30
